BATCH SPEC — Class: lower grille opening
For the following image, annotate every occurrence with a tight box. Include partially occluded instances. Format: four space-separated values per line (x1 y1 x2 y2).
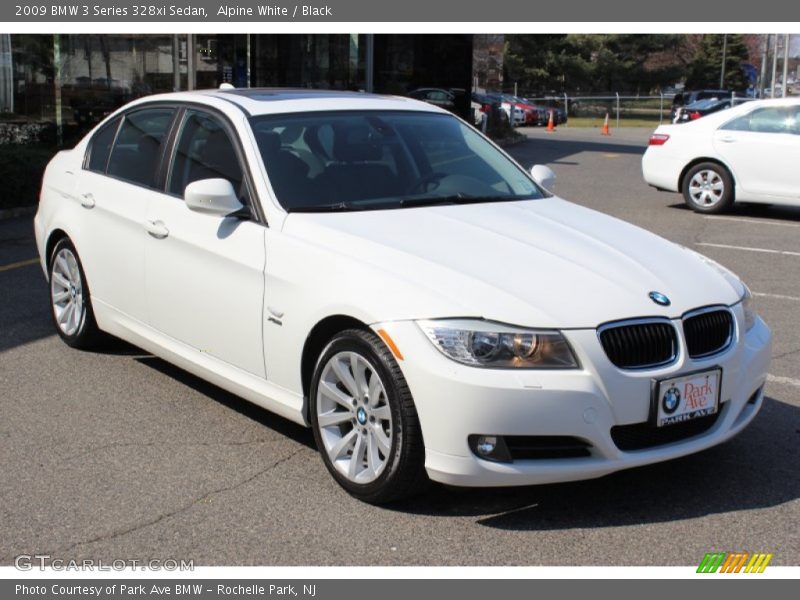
610 411 721 452
505 435 592 460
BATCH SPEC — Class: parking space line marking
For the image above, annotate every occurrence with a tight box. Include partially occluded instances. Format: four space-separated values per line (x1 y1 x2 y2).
767 374 800 388
0 257 39 273
753 292 800 302
704 216 800 228
697 243 800 257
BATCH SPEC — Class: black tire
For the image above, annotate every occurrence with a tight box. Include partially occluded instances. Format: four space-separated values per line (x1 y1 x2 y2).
309 328 427 504
682 162 734 214
48 237 104 349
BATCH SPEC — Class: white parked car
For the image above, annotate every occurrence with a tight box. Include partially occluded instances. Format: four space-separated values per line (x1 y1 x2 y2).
35 89 771 504
499 98 526 126
643 98 800 213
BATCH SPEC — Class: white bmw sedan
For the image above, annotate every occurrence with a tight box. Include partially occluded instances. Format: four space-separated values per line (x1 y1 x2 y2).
36 89 771 503
643 98 800 213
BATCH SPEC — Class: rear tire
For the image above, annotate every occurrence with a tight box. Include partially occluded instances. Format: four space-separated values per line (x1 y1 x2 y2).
682 162 734 214
309 328 427 504
48 238 104 349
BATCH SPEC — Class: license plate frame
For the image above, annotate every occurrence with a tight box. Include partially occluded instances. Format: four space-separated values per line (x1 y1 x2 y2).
650 367 722 428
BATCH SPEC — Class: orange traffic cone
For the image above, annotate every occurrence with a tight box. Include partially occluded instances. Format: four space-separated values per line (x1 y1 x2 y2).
546 110 555 132
601 113 610 136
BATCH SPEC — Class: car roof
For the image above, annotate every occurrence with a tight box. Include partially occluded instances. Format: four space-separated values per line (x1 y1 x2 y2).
677 97 800 128
730 97 800 109
121 87 447 117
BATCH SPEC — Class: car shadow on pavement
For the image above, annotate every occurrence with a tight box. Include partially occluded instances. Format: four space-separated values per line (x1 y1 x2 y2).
512 138 646 170
133 353 317 451
668 202 800 222
395 395 799 528
0 218 53 353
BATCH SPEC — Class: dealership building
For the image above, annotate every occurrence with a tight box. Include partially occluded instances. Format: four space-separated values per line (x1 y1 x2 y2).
0 34 505 143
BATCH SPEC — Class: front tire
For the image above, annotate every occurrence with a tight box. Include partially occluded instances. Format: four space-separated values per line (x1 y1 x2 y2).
48 238 103 349
682 162 734 214
309 329 427 504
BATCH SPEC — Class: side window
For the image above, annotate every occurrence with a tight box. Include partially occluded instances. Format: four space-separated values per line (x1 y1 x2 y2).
107 108 176 188
86 117 121 173
723 107 797 134
168 110 245 199
786 107 800 135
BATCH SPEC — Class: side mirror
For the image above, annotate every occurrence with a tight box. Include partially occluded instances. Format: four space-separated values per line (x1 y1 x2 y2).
530 164 556 192
185 178 244 216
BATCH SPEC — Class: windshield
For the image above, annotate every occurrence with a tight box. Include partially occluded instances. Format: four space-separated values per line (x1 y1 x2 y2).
249 111 544 212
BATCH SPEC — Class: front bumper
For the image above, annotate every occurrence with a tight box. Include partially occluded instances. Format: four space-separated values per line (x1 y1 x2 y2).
375 307 771 487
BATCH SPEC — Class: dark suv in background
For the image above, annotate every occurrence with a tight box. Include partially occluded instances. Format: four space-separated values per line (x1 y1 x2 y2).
671 89 735 120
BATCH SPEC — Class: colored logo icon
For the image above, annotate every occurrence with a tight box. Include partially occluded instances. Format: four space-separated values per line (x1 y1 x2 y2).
662 386 681 414
649 291 671 306
697 552 773 573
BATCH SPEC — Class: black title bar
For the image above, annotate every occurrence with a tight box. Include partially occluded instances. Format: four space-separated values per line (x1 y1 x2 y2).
3 0 800 22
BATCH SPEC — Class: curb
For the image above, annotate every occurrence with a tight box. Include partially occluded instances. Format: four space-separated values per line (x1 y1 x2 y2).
0 206 36 221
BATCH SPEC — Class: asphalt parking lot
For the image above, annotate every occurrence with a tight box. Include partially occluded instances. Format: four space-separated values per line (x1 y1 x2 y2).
1 126 798 566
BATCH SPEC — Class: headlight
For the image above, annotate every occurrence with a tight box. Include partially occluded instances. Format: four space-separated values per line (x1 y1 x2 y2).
741 285 757 332
418 319 579 369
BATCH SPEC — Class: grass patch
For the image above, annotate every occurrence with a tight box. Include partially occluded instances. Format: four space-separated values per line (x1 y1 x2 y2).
563 117 665 129
0 145 58 210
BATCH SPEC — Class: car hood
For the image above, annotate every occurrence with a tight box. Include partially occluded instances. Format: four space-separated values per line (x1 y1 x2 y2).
283 197 743 328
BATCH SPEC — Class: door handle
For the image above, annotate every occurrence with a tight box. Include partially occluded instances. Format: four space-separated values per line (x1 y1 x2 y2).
719 136 737 143
145 220 170 239
79 193 95 209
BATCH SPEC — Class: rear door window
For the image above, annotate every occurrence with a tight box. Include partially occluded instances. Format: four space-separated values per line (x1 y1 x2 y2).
107 108 176 188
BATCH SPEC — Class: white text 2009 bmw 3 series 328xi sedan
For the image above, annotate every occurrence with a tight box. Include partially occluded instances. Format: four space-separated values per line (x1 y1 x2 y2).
35 88 771 503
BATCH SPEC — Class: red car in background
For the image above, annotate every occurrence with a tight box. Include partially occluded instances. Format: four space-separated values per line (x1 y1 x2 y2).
502 95 547 126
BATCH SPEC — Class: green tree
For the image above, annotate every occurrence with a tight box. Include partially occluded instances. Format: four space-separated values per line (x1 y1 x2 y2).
504 34 593 94
685 34 750 91
504 34 689 95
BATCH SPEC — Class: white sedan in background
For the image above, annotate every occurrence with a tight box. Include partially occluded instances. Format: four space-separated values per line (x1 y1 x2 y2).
36 88 771 504
643 98 800 213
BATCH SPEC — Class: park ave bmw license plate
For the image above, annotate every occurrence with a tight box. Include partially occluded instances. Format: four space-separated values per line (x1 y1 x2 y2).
654 368 721 427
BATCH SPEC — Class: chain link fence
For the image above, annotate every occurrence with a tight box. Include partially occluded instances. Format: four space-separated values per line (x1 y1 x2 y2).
507 93 754 127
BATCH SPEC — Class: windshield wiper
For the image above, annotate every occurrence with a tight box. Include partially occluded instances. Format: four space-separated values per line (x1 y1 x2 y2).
287 202 356 213
398 195 467 208
398 195 535 208
288 195 538 213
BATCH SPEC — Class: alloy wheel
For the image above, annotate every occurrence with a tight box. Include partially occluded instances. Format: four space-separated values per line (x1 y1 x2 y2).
50 248 85 337
315 351 393 484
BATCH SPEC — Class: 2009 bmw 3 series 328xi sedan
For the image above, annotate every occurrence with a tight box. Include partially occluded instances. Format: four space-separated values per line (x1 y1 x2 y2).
35 89 771 503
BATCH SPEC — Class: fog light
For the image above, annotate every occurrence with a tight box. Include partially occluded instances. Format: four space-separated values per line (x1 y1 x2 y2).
468 434 512 462
476 436 497 455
